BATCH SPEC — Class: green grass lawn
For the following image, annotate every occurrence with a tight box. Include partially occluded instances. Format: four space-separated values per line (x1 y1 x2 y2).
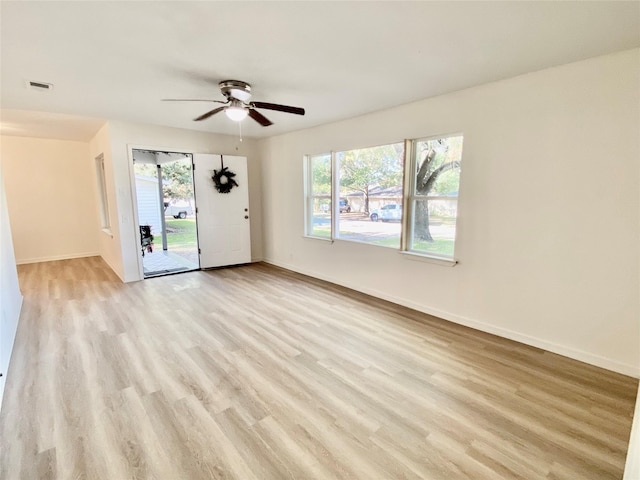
316 225 455 257
164 218 197 249
409 238 455 257
367 236 453 256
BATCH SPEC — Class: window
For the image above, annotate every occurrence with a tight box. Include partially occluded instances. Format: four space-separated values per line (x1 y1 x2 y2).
95 153 111 231
406 135 463 259
304 135 462 262
304 154 331 239
336 142 404 247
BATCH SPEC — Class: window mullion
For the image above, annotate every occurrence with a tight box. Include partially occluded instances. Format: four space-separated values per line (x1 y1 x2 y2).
304 154 332 239
303 156 310 235
401 139 414 252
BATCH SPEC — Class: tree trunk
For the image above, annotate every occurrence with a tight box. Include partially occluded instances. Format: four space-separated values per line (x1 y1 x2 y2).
414 200 433 242
414 158 460 243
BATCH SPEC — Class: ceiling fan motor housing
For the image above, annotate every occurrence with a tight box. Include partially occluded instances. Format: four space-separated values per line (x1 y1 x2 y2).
219 80 252 102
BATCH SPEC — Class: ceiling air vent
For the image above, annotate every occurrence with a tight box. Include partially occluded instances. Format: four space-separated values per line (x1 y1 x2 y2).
26 80 54 92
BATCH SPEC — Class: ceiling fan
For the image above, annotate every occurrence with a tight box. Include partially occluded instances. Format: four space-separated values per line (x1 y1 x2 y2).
163 80 305 127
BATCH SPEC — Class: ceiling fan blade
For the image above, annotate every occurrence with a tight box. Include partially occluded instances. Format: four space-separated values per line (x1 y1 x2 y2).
251 101 305 116
249 109 273 127
194 106 225 121
163 99 227 103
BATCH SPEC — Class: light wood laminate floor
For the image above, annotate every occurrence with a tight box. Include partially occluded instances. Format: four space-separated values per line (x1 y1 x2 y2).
0 257 637 480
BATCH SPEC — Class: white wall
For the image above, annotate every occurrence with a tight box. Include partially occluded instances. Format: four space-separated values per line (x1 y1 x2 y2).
92 121 262 282
259 49 640 377
1 136 99 264
0 163 23 409
88 123 123 278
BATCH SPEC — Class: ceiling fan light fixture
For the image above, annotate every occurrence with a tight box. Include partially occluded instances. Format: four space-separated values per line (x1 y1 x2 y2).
228 88 252 103
168 79 304 127
225 105 248 122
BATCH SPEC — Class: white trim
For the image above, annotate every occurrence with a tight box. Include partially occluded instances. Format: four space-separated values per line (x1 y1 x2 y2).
399 251 457 266
303 154 332 238
262 258 640 378
99 253 125 283
303 235 333 243
303 155 311 236
331 151 338 239
332 236 399 249
405 134 463 259
16 252 100 265
95 153 111 230
127 144 197 282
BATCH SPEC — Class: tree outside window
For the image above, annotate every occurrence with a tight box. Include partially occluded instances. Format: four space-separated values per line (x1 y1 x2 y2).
409 135 463 258
338 143 404 214
304 135 462 260
305 154 331 238
336 142 404 247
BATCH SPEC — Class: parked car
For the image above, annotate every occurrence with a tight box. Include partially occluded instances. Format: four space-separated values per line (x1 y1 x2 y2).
370 203 402 222
165 204 193 219
319 199 351 214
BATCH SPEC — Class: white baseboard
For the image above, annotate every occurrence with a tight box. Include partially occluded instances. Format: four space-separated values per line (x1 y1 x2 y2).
16 252 100 265
263 258 640 379
98 255 125 283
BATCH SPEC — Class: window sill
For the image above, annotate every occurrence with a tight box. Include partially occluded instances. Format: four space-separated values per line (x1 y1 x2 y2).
303 235 333 243
399 251 457 267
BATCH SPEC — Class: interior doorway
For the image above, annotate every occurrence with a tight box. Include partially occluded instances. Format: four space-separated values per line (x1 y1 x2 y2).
132 149 199 278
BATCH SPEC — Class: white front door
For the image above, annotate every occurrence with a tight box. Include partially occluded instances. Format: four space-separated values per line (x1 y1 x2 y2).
193 154 251 268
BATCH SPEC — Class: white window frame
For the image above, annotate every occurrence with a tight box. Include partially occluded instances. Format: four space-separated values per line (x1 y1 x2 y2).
304 153 332 240
303 135 462 267
403 134 463 264
95 153 112 233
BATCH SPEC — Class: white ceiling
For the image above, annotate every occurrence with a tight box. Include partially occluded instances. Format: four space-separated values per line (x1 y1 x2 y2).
1 1 639 141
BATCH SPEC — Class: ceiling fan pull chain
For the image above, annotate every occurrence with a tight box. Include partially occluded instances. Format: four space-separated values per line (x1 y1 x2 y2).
239 120 243 143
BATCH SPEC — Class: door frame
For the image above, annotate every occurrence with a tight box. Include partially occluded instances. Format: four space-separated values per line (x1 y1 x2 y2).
127 144 198 281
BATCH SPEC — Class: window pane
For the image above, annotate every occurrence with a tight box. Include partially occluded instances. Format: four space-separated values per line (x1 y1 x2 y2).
95 154 111 229
306 154 331 238
311 155 331 195
336 143 404 248
410 135 463 259
309 196 331 238
410 198 457 257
